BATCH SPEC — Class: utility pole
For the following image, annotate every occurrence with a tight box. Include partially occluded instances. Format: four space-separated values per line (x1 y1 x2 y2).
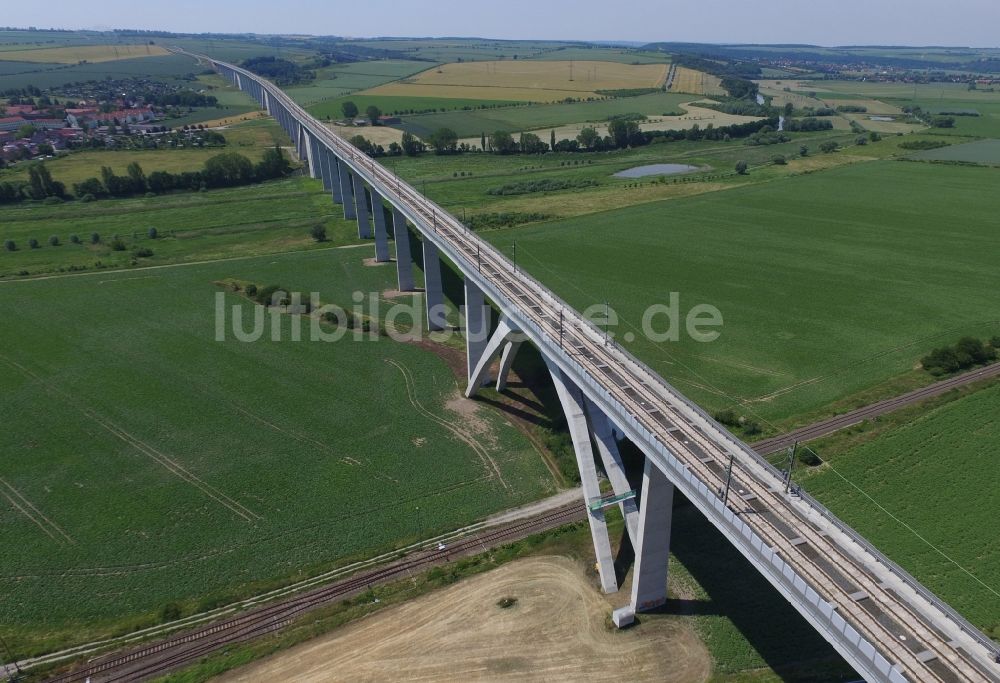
722 452 735 507
604 300 610 345
784 441 798 494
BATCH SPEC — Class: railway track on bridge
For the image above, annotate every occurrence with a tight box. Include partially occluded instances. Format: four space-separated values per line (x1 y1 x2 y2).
304 111 998 683
160 52 1000 682
41 504 585 682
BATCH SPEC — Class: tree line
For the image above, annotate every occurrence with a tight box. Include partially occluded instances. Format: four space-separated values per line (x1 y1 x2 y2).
73 146 292 199
348 117 780 159
0 146 291 206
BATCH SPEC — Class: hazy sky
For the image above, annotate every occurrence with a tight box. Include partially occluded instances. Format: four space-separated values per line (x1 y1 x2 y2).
8 0 999 47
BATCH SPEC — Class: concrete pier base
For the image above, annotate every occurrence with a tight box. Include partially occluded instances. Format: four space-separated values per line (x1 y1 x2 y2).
392 208 415 292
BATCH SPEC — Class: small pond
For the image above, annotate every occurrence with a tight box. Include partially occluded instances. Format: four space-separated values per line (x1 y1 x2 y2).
613 164 699 178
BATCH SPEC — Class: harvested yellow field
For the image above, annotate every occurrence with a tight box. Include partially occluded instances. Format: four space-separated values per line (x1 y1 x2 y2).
0 44 169 63
363 60 668 102
669 67 725 96
326 122 404 147
457 102 763 148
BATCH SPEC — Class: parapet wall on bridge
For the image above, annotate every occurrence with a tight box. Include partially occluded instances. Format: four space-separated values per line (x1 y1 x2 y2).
192 48 1000 683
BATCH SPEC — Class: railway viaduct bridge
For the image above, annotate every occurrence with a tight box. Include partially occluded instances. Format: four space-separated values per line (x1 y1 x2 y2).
196 51 1000 683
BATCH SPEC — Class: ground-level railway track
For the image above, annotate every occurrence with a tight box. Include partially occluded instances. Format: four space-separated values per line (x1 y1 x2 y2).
43 504 586 682
302 108 997 682
752 361 1000 455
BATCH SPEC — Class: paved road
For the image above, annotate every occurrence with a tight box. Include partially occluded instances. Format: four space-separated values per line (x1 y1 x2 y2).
753 362 1000 455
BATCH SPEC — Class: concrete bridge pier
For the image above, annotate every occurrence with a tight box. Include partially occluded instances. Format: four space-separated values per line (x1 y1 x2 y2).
302 129 318 178
464 315 523 397
463 281 492 389
421 240 446 331
328 152 343 204
340 166 356 220
391 208 415 292
370 188 390 262
612 457 675 628
318 147 334 193
352 175 371 238
546 359 618 594
586 398 640 545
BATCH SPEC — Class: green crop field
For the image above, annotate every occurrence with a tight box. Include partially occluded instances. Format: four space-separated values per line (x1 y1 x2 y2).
482 160 1000 425
309 95 520 121
0 177 357 279
0 244 553 658
912 138 1000 163
392 92 692 138
801 383 1000 635
0 54 202 91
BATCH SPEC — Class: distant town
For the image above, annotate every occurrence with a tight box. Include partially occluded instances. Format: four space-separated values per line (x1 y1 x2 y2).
0 76 227 164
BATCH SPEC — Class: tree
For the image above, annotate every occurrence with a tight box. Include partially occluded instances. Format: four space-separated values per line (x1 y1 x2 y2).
202 153 255 188
820 141 839 154
127 161 147 193
799 145 809 157
489 131 516 154
519 132 547 154
70 234 81 244
90 232 101 244
783 102 794 117
608 119 639 148
310 224 327 242
147 227 158 239
3 239 15 251
341 101 358 120
428 127 458 154
576 126 600 149
772 155 786 165
48 235 60 247
28 237 39 249
15 123 37 139
550 129 556 150
735 160 749 175
480 131 486 150
365 105 381 125
387 142 402 156
349 135 376 156
401 131 423 156
254 145 291 180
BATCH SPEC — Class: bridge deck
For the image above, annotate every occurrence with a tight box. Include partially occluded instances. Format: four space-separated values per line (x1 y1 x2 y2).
200 52 1000 683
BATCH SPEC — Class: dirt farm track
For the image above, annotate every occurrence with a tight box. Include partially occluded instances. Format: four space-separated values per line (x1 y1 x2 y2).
217 556 711 683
